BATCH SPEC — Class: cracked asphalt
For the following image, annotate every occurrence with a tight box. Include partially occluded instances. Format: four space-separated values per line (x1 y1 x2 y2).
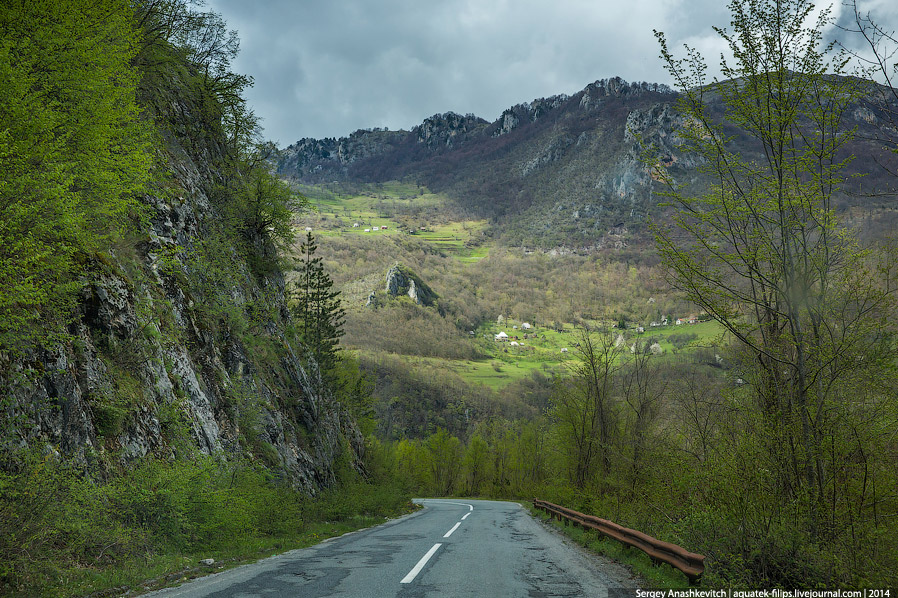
141 499 639 597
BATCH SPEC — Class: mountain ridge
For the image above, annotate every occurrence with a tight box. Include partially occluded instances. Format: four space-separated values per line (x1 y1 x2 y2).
278 75 898 249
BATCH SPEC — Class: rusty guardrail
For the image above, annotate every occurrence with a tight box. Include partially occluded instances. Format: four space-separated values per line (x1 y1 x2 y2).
533 498 705 584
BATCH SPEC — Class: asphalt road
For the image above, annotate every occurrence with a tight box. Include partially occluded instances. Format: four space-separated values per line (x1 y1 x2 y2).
141 498 633 597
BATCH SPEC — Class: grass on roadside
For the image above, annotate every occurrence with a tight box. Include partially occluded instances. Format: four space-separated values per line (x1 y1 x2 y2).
525 504 691 589
0 452 416 598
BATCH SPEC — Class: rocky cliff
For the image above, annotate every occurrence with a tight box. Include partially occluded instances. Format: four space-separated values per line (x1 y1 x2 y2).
1 61 361 494
365 263 438 308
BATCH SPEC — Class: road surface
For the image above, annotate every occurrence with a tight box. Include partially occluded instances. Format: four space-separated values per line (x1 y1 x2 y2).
141 498 636 597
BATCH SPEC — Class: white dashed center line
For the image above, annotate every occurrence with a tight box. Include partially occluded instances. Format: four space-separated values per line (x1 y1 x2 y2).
443 522 461 538
400 543 442 584
401 501 475 585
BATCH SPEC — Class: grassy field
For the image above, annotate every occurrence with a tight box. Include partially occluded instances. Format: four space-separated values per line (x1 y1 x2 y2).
387 319 726 391
293 182 489 262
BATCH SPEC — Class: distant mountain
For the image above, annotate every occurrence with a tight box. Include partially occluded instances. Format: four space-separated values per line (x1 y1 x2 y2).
277 76 898 249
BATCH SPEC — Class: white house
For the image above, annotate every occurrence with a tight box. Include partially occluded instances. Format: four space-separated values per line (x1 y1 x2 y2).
495 331 509 341
510 341 519 346
560 347 569 353
522 322 532 330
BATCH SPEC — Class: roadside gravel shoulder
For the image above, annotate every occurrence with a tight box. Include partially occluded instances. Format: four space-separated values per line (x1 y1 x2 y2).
524 503 647 592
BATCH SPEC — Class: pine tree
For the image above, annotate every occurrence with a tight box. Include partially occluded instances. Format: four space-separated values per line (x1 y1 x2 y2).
291 232 345 373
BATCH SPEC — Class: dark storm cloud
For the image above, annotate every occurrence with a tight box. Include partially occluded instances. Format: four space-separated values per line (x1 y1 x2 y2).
207 0 895 145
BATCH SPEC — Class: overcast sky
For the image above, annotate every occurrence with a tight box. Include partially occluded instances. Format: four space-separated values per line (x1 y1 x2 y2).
206 0 898 146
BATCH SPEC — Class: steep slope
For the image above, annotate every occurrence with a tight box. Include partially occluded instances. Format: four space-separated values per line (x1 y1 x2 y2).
0 17 360 493
278 76 898 248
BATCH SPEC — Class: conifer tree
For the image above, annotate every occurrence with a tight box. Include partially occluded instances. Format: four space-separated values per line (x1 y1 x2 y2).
292 232 345 373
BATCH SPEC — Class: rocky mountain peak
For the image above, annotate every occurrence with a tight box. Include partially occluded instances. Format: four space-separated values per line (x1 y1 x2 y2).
413 111 488 148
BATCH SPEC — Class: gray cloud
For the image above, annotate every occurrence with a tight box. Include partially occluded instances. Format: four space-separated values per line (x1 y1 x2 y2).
207 0 897 145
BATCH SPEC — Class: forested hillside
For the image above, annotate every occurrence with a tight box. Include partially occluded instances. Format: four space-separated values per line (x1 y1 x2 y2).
0 2 409 596
278 75 898 249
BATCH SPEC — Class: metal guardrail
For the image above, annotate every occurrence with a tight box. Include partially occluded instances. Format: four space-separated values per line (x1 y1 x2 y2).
532 498 705 584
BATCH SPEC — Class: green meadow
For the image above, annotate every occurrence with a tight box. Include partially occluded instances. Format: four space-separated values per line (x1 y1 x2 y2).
292 182 489 261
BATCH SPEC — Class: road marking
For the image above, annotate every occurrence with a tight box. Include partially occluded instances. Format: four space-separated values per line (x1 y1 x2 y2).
443 522 461 537
436 501 474 510
400 543 442 584
461 512 471 520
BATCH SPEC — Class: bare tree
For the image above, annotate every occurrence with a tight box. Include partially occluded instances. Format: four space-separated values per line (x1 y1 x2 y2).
551 328 620 489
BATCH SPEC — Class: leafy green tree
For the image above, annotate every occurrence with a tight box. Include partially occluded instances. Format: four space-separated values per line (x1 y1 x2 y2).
231 145 304 247
653 0 898 537
462 434 491 496
425 428 462 496
292 232 346 373
0 0 154 352
135 0 255 151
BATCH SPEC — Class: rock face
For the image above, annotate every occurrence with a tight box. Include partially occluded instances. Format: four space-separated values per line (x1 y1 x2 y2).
414 112 487 148
0 68 361 494
382 264 437 306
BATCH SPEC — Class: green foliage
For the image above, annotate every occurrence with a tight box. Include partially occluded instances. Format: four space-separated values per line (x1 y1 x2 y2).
331 353 376 435
425 428 463 496
0 0 154 352
666 332 698 350
223 144 306 258
551 329 621 489
650 0 898 577
291 232 346 373
0 449 413 597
